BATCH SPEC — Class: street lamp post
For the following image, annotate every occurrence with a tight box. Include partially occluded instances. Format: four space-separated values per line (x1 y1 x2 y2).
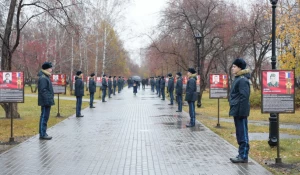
195 33 203 108
268 0 281 164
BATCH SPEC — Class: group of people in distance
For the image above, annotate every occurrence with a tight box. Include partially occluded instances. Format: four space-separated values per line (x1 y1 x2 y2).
36 63 126 140
37 58 250 164
148 58 251 164
149 69 197 127
74 72 126 117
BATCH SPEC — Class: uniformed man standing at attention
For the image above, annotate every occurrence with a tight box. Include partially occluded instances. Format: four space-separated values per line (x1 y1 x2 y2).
167 73 174 105
113 76 117 95
108 76 112 98
185 68 197 127
118 76 122 93
102 74 107 102
160 76 165 100
175 72 183 112
89 73 96 108
155 76 159 94
38 62 55 140
150 77 155 92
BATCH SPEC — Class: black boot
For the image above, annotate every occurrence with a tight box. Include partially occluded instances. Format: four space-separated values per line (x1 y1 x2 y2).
230 156 248 163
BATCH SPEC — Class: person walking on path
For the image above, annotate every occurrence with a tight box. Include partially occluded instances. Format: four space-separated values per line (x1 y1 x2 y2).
185 68 197 127
113 76 117 95
89 73 96 108
38 62 55 140
160 76 165 100
75 71 84 117
175 72 183 112
133 80 138 95
229 58 251 163
167 73 174 105
108 76 112 98
102 74 107 102
142 79 146 90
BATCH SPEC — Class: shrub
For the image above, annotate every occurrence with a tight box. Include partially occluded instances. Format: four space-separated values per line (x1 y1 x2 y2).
250 90 261 108
250 89 300 108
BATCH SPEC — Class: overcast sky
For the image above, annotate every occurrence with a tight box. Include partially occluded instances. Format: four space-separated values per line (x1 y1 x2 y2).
118 0 168 65
119 0 258 66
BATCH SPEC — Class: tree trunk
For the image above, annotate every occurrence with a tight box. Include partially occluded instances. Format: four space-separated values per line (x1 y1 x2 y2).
0 103 20 119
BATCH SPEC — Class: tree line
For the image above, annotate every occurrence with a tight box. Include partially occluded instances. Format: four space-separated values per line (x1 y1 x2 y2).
0 0 138 118
142 0 300 102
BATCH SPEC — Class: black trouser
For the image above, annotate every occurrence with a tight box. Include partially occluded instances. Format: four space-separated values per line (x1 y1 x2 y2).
90 92 94 107
169 91 174 104
234 117 250 159
158 86 161 97
102 88 106 101
76 96 82 116
108 88 112 97
161 88 165 99
39 106 51 137
113 86 116 95
177 95 182 111
188 101 195 125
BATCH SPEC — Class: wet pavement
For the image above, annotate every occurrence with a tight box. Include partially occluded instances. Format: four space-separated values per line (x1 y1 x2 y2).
0 87 271 175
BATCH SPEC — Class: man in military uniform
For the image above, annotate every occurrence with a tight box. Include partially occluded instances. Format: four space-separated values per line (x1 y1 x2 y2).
89 73 96 108
267 73 279 87
113 76 117 95
155 77 159 94
160 76 165 100
102 74 107 102
75 71 84 117
38 62 55 140
167 73 174 105
185 68 197 127
142 79 146 90
175 72 183 112
108 76 112 98
150 77 155 92
118 76 122 93
229 58 250 163
158 76 161 97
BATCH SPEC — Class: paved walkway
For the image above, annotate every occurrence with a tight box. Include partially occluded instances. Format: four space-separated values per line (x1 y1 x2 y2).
0 87 271 175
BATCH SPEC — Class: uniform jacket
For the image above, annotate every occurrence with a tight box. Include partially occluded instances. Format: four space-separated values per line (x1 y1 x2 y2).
160 78 165 89
102 78 108 90
38 70 55 106
168 77 174 92
113 79 117 87
150 79 155 86
185 74 197 102
75 76 84 97
155 79 159 87
117 78 122 86
89 77 96 93
142 79 146 85
108 79 112 89
229 69 251 117
158 78 161 88
175 77 183 95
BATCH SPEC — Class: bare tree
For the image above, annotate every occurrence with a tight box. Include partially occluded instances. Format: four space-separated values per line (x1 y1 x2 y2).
0 0 80 118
